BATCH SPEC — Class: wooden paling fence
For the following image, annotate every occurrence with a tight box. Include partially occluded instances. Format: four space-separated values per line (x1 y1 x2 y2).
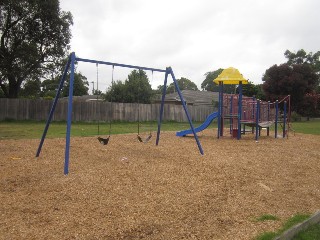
0 98 216 122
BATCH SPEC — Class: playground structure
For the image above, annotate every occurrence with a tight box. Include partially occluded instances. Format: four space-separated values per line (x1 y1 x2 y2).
215 67 290 140
36 52 204 174
176 67 291 140
219 93 291 140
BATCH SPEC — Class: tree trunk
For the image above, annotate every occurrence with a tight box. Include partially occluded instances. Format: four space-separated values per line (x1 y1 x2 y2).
8 75 20 98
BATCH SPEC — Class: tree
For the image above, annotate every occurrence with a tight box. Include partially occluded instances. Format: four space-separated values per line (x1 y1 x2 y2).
235 82 266 100
62 72 89 97
0 0 73 98
20 78 41 98
284 49 320 73
105 80 126 102
201 69 223 91
157 77 198 94
41 72 89 97
201 69 236 93
105 69 153 103
262 63 318 115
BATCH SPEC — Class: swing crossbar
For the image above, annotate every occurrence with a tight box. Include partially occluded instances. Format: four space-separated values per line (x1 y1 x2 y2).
76 57 166 73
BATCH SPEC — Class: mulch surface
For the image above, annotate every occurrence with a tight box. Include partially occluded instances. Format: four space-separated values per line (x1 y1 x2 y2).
1 129 320 239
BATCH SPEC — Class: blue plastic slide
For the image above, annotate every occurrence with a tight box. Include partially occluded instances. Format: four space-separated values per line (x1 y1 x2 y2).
176 111 219 136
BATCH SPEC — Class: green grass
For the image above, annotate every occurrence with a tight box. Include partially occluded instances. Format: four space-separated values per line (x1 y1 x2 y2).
293 223 320 240
255 214 312 240
0 120 206 140
256 214 280 222
1 119 319 140
291 121 320 135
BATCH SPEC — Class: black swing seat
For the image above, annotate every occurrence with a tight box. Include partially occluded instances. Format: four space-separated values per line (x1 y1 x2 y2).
137 134 152 143
97 136 110 145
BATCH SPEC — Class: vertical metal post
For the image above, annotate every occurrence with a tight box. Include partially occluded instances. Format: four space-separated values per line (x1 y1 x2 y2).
156 68 169 146
64 52 76 175
237 81 243 140
170 68 204 155
36 55 71 157
255 100 260 141
217 81 223 138
267 101 270 136
275 100 278 138
230 95 233 134
283 101 287 138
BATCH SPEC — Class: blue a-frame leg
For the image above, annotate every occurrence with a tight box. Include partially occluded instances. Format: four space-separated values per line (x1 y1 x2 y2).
35 55 71 158
156 67 204 155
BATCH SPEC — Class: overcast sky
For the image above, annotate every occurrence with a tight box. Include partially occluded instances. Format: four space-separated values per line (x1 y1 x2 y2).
60 0 320 93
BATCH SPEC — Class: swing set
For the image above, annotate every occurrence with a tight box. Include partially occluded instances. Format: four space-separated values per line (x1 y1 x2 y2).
36 52 204 174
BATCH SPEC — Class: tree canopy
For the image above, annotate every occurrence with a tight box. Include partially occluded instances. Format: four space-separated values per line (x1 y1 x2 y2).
158 77 198 94
40 72 89 98
105 69 153 103
201 69 223 91
201 69 236 94
284 49 320 73
262 63 318 115
0 0 73 98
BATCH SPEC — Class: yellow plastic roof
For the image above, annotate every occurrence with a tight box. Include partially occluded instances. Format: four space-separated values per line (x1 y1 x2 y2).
213 67 248 85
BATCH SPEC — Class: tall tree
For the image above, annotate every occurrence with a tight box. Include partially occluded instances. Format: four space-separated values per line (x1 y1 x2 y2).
0 0 73 98
236 81 260 97
201 69 223 91
201 69 235 93
166 77 198 93
20 78 41 98
41 72 89 98
262 63 318 114
62 72 89 97
105 69 152 103
157 77 199 94
284 49 320 73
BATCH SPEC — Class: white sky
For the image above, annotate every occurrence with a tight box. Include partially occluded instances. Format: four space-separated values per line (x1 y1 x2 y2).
60 0 320 93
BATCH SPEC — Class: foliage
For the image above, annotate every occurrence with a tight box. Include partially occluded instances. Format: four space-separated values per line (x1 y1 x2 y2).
255 214 311 240
201 69 235 94
236 81 265 98
262 63 318 115
0 88 4 98
255 214 279 222
157 77 199 94
255 232 277 240
293 222 320 240
290 111 302 122
105 69 153 103
201 69 223 91
285 49 320 73
0 0 73 98
255 84 266 100
20 78 42 98
281 214 310 231
298 93 320 117
41 72 89 97
62 72 89 97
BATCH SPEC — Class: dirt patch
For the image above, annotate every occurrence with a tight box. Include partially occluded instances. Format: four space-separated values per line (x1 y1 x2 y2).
1 129 320 239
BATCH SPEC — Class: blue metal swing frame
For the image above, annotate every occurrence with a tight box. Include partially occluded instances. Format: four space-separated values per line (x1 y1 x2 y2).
36 52 204 174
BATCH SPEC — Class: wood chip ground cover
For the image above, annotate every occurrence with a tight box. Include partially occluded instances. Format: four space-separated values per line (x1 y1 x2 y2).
1 130 320 239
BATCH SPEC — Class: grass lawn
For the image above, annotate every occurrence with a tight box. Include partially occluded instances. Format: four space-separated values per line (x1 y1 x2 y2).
0 120 206 140
291 120 320 135
1 119 319 140
255 214 311 240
